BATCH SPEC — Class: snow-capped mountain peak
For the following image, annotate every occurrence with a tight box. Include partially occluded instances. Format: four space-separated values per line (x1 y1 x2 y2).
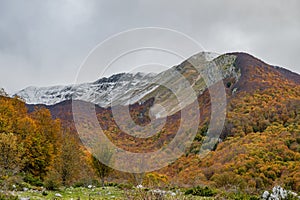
16 72 157 106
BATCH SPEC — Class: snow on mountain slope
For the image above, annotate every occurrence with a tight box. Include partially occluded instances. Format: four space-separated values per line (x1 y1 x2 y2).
16 72 157 107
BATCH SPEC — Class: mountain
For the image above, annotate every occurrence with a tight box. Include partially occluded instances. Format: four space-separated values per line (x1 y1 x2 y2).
17 52 300 111
17 52 239 117
19 52 300 192
16 72 157 107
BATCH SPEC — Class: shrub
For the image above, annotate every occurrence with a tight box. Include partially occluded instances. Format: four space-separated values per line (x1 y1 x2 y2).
73 181 85 188
105 182 118 187
221 192 260 200
44 178 60 191
212 172 246 190
42 191 48 196
23 174 43 187
143 173 169 188
184 186 217 197
117 183 134 190
43 171 62 190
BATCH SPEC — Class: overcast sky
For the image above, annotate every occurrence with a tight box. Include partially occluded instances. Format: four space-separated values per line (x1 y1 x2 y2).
0 0 299 93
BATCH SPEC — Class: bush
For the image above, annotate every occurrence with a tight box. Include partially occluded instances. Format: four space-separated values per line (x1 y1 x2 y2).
221 192 260 200
0 173 23 191
72 179 94 188
212 172 246 190
73 181 85 188
105 182 119 187
43 171 61 191
23 174 43 187
143 173 169 188
42 191 48 196
91 179 100 187
0 193 18 200
16 182 31 191
184 186 217 197
117 183 134 190
44 179 60 191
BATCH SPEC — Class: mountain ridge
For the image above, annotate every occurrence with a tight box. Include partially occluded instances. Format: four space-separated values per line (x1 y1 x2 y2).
16 52 300 109
16 52 239 110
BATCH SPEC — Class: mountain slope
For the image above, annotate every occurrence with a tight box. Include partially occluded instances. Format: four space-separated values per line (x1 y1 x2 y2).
23 52 300 193
227 52 300 93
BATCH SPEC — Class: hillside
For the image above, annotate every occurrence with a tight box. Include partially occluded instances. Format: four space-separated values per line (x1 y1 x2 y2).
159 53 300 192
15 52 300 194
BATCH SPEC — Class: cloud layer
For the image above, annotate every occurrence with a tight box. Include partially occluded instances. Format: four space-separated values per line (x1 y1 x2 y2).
0 0 299 93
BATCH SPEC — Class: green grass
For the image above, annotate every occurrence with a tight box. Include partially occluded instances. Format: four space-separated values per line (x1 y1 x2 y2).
13 187 216 200
15 187 124 200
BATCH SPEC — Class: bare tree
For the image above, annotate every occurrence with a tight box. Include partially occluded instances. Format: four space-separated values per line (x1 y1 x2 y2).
92 144 113 187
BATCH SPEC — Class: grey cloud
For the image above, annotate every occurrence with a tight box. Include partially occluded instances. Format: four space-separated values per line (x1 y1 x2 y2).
0 0 299 93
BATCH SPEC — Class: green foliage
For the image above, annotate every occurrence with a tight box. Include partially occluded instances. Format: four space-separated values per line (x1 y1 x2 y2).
105 182 118 187
220 192 260 200
184 186 216 197
44 178 60 191
286 193 300 200
72 178 96 188
18 186 125 199
23 174 43 187
117 183 134 190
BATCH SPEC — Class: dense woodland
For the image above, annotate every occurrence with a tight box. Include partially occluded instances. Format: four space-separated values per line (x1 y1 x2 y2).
0 93 115 191
0 85 299 195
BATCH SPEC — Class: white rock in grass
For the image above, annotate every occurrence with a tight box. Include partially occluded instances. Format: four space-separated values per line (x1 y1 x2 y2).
170 192 176 196
289 191 298 197
88 185 93 189
136 184 143 189
262 191 270 199
269 194 278 200
55 193 62 197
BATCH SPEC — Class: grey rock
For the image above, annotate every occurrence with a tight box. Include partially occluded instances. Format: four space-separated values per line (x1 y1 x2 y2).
262 186 299 200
